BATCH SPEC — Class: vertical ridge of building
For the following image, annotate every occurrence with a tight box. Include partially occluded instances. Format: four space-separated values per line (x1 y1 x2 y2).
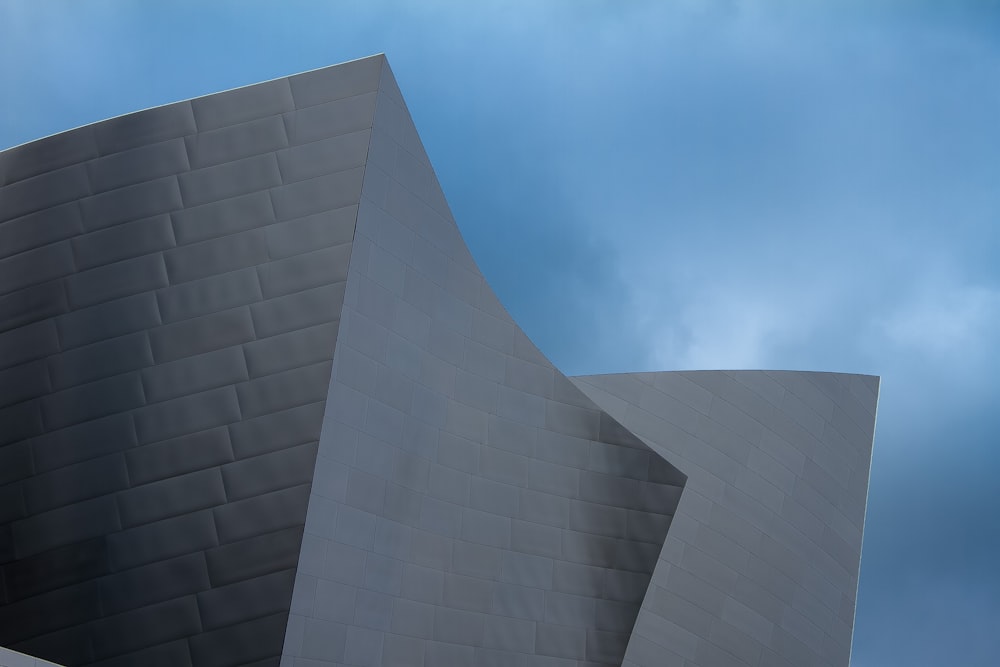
279 59 686 667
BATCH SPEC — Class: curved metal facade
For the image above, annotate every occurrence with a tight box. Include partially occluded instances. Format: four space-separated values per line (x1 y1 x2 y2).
0 55 876 667
573 371 877 667
277 59 685 667
0 55 387 666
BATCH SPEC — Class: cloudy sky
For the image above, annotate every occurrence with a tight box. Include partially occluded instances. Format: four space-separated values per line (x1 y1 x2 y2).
2 1 998 664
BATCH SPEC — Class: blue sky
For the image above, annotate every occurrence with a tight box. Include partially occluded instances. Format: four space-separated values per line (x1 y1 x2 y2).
2 1 999 664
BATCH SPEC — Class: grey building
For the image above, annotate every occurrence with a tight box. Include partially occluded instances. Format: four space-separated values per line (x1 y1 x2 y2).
0 55 877 667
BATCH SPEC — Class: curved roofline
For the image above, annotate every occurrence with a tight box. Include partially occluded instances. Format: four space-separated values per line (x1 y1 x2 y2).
0 53 386 155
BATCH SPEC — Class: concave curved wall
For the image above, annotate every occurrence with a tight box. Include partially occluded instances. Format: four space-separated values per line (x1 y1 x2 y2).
277 59 686 667
0 55 692 667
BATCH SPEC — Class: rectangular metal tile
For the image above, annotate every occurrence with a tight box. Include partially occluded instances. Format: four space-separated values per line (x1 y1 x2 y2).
234 361 333 419
11 495 120 559
141 346 248 403
0 320 60 371
80 176 183 231
71 214 175 270
283 93 377 145
0 241 76 298
98 552 210 615
0 359 50 409
170 190 275 245
30 412 135 473
48 331 154 390
125 426 234 486
86 138 189 194
196 568 295 630
0 582 100 646
1 127 98 186
65 252 168 309
118 467 227 528
220 442 318 501
227 401 325 459
156 267 262 323
269 167 365 220
0 280 69 334
249 282 346 338
89 595 202 661
243 321 337 378
148 305 254 363
276 129 371 183
288 56 382 109
188 611 289 667
177 153 281 207
164 228 268 284
0 202 82 261
133 385 241 444
107 510 218 571
204 525 304 587
1 538 108 603
0 401 43 448
257 244 352 298
93 101 197 155
213 483 311 544
264 206 357 260
191 78 295 132
185 115 288 169
41 372 145 430
83 638 192 667
56 292 160 350
22 452 128 514
0 164 90 223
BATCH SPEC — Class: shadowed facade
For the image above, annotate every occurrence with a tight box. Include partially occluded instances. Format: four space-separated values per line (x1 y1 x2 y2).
0 56 384 666
0 55 876 667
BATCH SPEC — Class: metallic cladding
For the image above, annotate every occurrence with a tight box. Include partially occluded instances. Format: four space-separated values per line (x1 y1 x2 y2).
0 54 876 667
573 371 878 667
0 55 383 666
277 60 686 667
